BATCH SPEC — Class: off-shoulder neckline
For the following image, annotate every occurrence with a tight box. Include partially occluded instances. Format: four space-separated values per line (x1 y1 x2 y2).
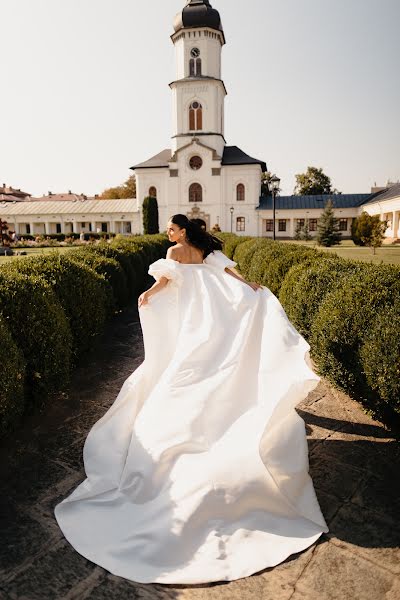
165 258 206 266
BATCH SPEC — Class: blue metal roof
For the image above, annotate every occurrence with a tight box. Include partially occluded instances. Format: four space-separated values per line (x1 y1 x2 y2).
256 193 373 210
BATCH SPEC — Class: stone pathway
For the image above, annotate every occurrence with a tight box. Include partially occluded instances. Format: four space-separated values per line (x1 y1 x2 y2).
0 305 399 600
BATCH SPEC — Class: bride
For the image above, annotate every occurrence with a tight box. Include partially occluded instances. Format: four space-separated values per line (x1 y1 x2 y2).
54 214 328 585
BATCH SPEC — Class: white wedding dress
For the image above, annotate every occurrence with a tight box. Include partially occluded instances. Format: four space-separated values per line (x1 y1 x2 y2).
54 249 329 585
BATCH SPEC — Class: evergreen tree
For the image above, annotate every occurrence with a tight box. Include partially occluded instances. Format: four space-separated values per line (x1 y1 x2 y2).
316 199 342 246
301 219 312 241
142 196 159 234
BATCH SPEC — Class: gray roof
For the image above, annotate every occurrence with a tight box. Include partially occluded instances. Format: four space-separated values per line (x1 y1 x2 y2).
130 149 172 170
362 183 400 205
173 0 224 37
0 198 137 216
222 146 267 172
256 194 372 210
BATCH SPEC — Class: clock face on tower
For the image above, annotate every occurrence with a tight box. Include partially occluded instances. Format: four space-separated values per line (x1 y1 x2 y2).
190 47 200 58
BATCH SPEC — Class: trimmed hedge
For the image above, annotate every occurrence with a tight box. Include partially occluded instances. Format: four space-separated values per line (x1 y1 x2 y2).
0 234 169 437
279 257 359 337
359 302 400 416
230 234 400 427
66 248 128 311
2 253 109 362
0 271 72 407
0 316 25 436
248 242 323 296
311 263 400 422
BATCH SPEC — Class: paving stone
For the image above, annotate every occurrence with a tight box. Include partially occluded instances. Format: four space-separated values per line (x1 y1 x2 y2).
329 502 400 575
351 472 400 525
87 574 180 599
0 303 398 599
294 542 400 600
0 452 72 509
308 453 366 502
0 502 53 578
1 540 97 600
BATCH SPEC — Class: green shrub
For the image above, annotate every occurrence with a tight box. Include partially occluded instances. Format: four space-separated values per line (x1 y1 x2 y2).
233 238 271 277
279 256 357 336
66 248 128 311
311 263 400 400
0 271 72 407
359 302 400 420
0 316 26 435
248 242 319 296
222 235 253 260
2 252 109 361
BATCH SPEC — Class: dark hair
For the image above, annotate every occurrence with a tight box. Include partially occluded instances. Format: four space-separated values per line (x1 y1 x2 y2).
169 213 224 258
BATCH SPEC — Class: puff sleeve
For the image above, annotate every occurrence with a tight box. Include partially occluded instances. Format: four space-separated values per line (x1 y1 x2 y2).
148 258 184 286
203 250 237 270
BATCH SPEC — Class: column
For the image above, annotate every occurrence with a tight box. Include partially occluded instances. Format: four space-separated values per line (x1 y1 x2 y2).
45 222 51 235
393 211 399 239
29 222 35 235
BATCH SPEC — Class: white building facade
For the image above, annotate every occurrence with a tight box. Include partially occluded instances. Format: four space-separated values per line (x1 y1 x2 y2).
132 0 267 235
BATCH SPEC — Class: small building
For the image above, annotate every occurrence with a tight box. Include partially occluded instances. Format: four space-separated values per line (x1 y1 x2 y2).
0 195 139 236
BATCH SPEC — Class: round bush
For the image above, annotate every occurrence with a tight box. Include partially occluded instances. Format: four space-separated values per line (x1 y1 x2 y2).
233 238 271 277
248 243 320 296
0 316 26 435
359 302 400 420
67 248 127 311
2 252 109 361
279 256 357 337
311 263 400 398
0 271 72 407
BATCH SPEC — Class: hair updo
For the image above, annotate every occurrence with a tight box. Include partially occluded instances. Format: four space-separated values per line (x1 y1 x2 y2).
169 214 224 259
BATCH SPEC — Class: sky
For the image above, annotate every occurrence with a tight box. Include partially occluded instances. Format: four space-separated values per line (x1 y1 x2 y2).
1 0 399 197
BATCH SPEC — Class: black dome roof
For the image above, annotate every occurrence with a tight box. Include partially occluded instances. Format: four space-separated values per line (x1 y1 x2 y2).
173 0 223 35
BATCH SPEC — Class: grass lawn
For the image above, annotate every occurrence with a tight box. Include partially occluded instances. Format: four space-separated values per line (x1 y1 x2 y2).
280 239 400 265
0 246 81 263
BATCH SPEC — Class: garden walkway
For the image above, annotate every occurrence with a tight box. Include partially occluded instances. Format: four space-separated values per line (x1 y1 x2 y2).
0 304 399 600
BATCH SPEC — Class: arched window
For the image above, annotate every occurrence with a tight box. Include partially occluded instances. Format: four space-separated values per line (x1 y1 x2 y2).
196 58 202 75
236 183 245 201
189 183 203 202
236 216 245 232
189 101 203 131
148 186 157 198
189 59 195 76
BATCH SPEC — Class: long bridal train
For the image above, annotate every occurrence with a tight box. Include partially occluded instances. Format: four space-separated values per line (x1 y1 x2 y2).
54 250 328 585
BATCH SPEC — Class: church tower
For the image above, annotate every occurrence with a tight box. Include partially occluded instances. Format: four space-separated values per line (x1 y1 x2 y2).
170 0 226 156
131 0 267 236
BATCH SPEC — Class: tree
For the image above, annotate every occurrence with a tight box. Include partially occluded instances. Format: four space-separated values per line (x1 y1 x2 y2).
294 166 340 196
142 196 159 234
352 212 388 254
0 219 9 245
316 199 342 247
301 219 312 241
100 175 136 199
261 171 273 196
294 219 312 241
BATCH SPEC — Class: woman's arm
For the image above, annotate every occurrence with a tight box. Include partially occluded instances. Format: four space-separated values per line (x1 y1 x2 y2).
224 267 262 291
138 277 169 307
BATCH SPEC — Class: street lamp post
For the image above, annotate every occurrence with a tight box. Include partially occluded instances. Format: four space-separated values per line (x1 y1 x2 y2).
230 206 234 233
268 175 281 241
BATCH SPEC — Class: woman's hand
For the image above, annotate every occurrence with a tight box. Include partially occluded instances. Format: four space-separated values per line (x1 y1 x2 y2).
138 291 151 308
247 281 263 291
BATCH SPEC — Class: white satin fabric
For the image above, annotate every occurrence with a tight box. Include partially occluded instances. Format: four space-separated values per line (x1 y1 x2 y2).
54 249 328 584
